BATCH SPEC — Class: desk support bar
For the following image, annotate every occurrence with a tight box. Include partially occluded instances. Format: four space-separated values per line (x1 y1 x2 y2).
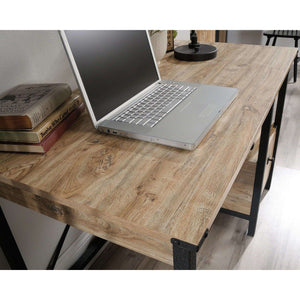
171 229 209 270
0 205 27 270
69 236 107 270
47 224 70 270
248 103 274 237
265 73 289 190
219 208 250 221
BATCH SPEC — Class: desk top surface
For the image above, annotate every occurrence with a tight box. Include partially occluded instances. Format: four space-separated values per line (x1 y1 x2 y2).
0 42 297 265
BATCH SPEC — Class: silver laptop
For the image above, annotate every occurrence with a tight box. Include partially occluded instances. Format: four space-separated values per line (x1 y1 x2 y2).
60 30 238 150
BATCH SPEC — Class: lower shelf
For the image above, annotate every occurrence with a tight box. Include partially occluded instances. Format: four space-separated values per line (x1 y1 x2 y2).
222 160 255 215
222 126 277 216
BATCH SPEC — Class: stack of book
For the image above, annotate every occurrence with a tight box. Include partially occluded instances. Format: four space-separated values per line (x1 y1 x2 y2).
0 83 85 154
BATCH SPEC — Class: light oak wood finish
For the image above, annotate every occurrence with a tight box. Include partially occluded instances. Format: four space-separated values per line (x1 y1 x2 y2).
0 43 297 266
246 126 276 163
222 126 277 215
196 30 216 43
221 160 256 215
217 30 227 43
91 69 300 270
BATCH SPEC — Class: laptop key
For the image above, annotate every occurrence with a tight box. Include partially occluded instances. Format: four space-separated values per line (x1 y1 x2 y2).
125 117 135 123
113 84 197 127
161 99 182 113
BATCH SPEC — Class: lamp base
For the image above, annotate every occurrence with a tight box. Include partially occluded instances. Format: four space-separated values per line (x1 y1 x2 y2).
174 44 217 61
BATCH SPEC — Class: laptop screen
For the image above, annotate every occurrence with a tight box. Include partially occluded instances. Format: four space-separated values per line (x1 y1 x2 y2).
64 30 160 121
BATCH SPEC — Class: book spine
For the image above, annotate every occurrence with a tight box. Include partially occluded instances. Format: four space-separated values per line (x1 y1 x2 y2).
37 95 82 142
40 103 85 153
26 84 72 129
0 104 85 154
0 94 82 143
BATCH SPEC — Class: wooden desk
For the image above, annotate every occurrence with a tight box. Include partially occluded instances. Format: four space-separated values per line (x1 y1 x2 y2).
0 42 297 269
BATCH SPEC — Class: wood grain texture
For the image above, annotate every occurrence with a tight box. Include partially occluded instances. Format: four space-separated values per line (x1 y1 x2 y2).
196 30 216 43
247 125 276 163
92 168 300 270
0 43 296 266
90 73 300 270
217 30 227 43
222 126 277 215
221 160 256 215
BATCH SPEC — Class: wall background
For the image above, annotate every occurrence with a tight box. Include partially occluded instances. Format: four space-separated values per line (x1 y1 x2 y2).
0 31 78 93
0 30 93 270
176 30 296 47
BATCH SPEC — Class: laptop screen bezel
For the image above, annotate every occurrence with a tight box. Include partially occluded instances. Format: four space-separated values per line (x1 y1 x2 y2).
59 30 162 128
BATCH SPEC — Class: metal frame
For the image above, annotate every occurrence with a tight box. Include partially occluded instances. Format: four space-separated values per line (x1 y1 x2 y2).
265 74 289 190
0 204 106 270
220 73 289 237
221 104 274 236
247 103 274 236
220 207 250 221
173 72 289 267
0 206 27 270
171 229 209 270
47 224 70 270
69 236 107 270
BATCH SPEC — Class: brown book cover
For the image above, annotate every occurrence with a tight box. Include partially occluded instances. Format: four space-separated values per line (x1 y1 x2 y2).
0 90 83 143
0 83 72 130
0 103 85 154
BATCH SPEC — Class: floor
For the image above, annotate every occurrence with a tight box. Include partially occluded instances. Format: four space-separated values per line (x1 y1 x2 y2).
90 66 300 270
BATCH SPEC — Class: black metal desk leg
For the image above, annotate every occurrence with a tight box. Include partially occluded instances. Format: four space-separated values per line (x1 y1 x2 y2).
265 74 289 190
172 240 197 270
248 103 274 237
171 229 208 270
293 38 298 83
0 206 27 269
47 224 70 270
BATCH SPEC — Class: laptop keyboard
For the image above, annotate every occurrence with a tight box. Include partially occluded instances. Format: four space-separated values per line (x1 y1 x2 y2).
113 83 197 127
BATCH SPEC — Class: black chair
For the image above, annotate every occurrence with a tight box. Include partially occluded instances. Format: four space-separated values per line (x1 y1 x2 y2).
263 30 300 83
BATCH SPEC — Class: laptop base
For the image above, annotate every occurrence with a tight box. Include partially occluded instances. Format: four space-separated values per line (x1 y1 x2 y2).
98 81 238 151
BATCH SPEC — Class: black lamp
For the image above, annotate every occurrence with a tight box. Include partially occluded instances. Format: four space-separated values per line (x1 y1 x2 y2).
174 30 217 61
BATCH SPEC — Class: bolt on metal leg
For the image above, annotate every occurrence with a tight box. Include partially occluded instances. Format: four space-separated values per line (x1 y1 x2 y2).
171 229 209 270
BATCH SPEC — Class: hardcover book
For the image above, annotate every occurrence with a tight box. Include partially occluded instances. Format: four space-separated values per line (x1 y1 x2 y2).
0 103 85 154
0 83 72 130
0 90 83 143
